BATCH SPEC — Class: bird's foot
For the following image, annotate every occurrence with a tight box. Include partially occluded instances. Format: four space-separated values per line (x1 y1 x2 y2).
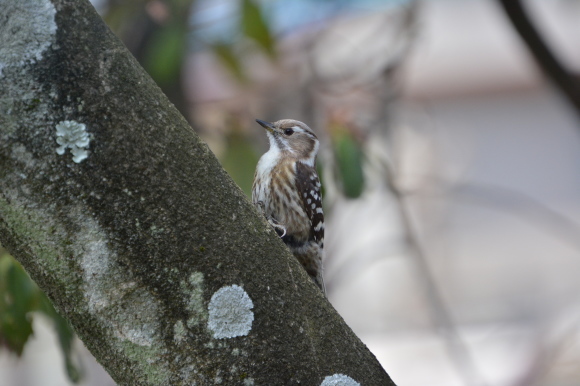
255 201 287 238
268 218 287 238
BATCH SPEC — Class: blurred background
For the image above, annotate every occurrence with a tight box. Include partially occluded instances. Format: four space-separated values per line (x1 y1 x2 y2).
2 0 580 385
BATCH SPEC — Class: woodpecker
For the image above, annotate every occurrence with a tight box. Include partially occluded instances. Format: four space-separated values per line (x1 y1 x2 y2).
252 119 325 294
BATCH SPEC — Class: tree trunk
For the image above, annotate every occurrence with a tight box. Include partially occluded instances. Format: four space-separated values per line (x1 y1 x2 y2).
0 0 394 384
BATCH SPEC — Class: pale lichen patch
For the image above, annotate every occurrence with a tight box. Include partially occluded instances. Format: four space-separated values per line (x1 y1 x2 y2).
0 0 57 76
119 341 171 385
74 214 172 382
10 144 39 170
76 214 161 347
179 271 207 328
321 374 361 386
207 285 254 339
179 363 197 381
0 191 170 381
55 120 90 163
173 320 187 344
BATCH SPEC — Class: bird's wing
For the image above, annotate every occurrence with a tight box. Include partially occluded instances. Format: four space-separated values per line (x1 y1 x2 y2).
295 162 324 246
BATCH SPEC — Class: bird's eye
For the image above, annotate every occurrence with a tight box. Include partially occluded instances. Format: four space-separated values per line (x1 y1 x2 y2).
284 128 294 136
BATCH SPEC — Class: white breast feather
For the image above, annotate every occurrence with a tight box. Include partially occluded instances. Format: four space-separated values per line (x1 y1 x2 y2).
253 146 280 205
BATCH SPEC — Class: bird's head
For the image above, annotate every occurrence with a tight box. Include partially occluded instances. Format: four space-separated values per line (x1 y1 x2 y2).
256 119 319 165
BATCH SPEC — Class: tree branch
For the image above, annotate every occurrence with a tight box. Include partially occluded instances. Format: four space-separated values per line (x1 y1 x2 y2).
498 0 580 118
0 0 394 384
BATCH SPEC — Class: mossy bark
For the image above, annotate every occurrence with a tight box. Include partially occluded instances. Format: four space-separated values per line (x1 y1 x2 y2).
0 0 395 384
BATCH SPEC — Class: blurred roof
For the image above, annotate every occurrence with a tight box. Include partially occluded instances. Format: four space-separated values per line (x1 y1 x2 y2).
403 0 580 100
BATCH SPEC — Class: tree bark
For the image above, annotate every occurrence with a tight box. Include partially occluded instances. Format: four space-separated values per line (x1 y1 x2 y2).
0 0 394 385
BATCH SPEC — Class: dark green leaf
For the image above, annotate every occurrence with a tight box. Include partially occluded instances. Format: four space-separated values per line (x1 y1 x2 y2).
0 253 36 355
39 297 82 383
331 127 365 198
0 251 82 382
211 42 246 82
241 0 276 58
143 24 187 85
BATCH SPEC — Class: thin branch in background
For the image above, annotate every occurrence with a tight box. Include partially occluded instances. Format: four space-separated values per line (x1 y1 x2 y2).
497 0 580 119
447 181 580 386
384 164 489 386
511 313 580 386
415 178 580 386
396 196 488 386
450 181 580 252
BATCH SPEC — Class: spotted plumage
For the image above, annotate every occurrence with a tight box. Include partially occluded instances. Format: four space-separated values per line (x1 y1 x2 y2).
252 119 325 294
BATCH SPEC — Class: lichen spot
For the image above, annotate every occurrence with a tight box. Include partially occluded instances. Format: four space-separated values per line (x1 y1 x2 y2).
173 320 188 344
55 120 90 163
207 285 254 339
320 374 361 386
0 0 57 76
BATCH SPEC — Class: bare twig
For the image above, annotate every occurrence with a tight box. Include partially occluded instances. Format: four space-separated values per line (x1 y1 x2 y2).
497 0 580 119
451 181 580 251
511 313 580 386
384 163 489 386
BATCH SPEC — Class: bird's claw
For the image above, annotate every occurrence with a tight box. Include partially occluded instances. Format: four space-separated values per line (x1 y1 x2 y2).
256 201 287 238
268 218 287 238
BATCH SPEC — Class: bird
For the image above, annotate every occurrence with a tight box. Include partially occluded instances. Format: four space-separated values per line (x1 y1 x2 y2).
252 119 326 295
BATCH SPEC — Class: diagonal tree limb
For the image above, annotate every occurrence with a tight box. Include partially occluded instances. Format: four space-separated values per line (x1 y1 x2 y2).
0 0 394 384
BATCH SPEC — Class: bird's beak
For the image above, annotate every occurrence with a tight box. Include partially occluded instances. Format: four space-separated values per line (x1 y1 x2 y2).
256 119 275 133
